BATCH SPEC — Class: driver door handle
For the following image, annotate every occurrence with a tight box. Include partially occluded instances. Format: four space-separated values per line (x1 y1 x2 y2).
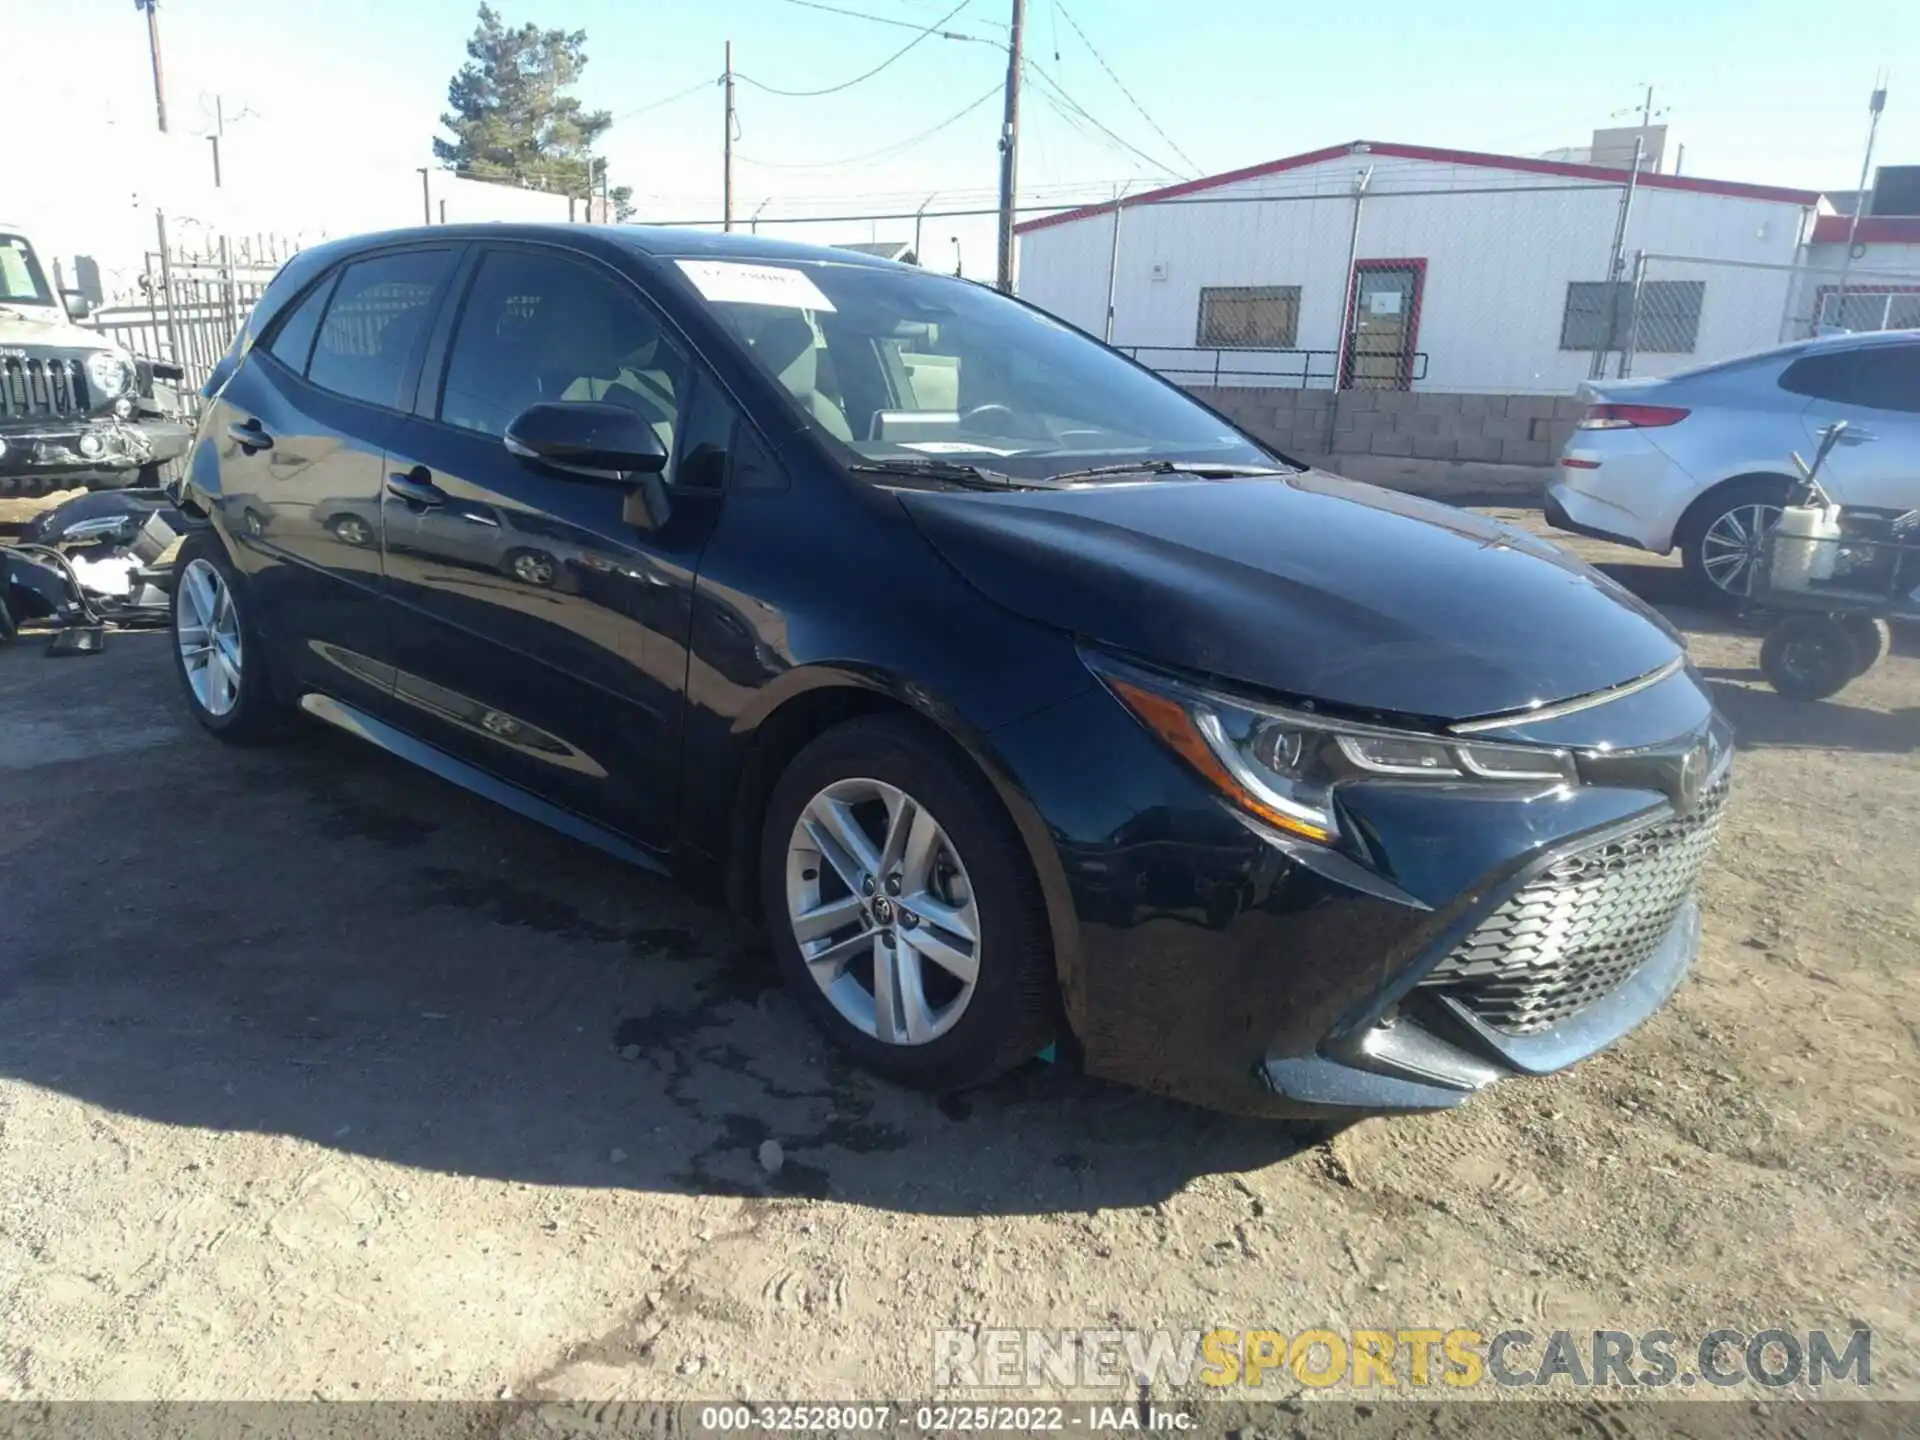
386 467 449 507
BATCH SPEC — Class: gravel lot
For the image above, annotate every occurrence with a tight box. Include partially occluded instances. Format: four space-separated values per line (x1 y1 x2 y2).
2 510 1916 1412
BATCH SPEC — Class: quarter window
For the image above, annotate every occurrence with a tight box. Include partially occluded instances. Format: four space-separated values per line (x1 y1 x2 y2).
263 275 336 375
307 250 455 408
439 250 689 468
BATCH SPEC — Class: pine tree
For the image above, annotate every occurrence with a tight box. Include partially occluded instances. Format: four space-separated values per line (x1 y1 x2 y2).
433 4 623 205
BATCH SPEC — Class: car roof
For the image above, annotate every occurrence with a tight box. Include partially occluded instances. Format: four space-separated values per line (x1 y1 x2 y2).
315 222 908 270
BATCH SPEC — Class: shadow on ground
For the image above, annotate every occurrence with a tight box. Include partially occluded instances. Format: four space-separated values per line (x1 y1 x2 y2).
0 636 1313 1218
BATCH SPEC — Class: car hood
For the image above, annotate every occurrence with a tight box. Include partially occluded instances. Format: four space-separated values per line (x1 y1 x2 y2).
897 469 1683 723
0 304 109 353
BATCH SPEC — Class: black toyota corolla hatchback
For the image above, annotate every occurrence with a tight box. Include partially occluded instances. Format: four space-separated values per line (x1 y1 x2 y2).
170 224 1731 1118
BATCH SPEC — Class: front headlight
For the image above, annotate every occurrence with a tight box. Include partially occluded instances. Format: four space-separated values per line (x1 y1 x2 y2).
1086 651 1576 845
85 351 132 400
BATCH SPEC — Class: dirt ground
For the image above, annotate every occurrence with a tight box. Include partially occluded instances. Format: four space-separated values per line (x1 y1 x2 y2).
1 511 1916 1414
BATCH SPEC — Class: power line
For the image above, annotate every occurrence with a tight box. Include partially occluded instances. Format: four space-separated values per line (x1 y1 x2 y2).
768 0 999 44
737 0 971 96
1052 1 1197 174
606 75 722 127
734 81 1002 171
1023 60 1182 178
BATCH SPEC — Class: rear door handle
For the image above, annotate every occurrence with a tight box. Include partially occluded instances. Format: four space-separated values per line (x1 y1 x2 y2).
386 467 449 507
227 418 274 451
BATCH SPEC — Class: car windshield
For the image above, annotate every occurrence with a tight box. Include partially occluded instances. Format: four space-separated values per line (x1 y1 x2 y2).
0 234 54 307
669 256 1277 481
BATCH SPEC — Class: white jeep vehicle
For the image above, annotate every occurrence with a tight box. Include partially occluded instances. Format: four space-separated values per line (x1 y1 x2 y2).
1 225 192 498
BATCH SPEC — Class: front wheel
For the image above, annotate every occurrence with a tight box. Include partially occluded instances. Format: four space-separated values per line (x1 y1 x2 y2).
1760 613 1857 702
760 715 1056 1092
170 531 289 742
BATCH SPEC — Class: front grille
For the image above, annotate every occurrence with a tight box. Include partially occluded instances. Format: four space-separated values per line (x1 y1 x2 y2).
1422 773 1730 1034
0 354 88 424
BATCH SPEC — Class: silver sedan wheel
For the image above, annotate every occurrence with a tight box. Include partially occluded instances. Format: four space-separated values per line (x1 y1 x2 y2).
785 777 981 1046
1699 502 1782 597
176 557 243 717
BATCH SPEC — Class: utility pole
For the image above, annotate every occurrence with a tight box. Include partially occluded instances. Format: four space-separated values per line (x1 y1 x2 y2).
723 42 737 232
136 0 169 133
913 193 936 265
418 168 432 225
1834 77 1889 323
208 94 223 188
994 0 1026 293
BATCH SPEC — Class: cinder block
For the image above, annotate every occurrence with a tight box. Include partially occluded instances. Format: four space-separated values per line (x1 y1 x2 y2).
1267 387 1303 409
1338 389 1379 411
1453 434 1504 462
1374 389 1418 414
1370 433 1416 456
1295 388 1334 409
1546 420 1578 451
1456 392 1503 418
1500 436 1551 466
1415 390 1462 413
1484 416 1530 442
1505 394 1557 420
1412 434 1460 460
1436 412 1486 441
1553 395 1590 419
1405 411 1444 437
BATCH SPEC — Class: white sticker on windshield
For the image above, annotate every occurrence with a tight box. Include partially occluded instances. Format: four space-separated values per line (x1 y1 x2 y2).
899 441 1023 457
674 259 837 312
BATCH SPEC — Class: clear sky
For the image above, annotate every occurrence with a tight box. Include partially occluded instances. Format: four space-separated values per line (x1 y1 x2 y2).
8 0 1916 277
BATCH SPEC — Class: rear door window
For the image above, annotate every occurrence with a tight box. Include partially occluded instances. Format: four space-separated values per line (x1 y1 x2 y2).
1781 346 1920 414
307 250 456 409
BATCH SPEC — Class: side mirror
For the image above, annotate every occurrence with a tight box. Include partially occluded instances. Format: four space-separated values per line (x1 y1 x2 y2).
61 290 93 320
504 401 672 529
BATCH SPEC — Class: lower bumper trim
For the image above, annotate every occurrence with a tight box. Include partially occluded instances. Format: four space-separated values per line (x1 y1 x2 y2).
1543 489 1647 551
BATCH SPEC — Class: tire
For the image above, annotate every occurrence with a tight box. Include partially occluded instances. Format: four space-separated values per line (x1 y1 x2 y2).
1681 478 1788 608
760 714 1056 1092
169 530 290 742
328 514 375 548
1759 613 1857 702
1838 614 1891 678
504 547 557 588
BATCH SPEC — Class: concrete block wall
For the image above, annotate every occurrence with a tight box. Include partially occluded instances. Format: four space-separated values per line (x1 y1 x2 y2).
1186 387 1592 468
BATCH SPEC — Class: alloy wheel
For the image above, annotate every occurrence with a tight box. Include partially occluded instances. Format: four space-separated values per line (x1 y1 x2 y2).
784 777 981 1046
512 551 556 587
176 558 243 717
1698 502 1782 598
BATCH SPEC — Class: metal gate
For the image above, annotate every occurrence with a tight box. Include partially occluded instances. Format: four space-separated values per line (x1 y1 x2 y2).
85 214 300 415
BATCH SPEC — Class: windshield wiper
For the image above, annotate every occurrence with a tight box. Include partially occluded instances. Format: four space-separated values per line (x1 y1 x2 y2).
1045 460 1298 482
849 458 1033 490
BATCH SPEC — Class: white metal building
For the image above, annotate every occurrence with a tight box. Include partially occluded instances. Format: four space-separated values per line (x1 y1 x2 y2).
1014 140 1835 394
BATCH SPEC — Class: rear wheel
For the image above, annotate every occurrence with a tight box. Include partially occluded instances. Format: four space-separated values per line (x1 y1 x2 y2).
760 715 1055 1091
170 531 289 742
1682 479 1788 607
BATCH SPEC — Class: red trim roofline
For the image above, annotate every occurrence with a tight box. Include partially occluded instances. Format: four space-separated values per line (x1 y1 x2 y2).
1015 141 1823 234
1811 213 1920 245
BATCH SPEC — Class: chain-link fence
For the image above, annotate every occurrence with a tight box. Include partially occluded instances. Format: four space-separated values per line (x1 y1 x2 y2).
1621 252 1920 375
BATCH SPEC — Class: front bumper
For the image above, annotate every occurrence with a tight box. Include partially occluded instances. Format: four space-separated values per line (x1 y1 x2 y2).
0 416 193 492
988 678 1727 1119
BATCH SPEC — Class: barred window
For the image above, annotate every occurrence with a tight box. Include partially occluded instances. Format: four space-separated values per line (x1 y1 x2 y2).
1560 280 1705 354
1197 285 1301 349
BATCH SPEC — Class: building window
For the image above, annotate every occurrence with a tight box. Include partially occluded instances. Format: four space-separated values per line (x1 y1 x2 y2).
1816 287 1920 334
1560 280 1705 353
1197 285 1301 349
